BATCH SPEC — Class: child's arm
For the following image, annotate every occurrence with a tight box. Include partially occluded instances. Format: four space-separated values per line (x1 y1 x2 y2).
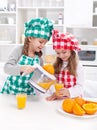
20 65 35 75
46 92 57 101
46 92 67 101
68 62 85 98
4 45 23 75
51 63 84 99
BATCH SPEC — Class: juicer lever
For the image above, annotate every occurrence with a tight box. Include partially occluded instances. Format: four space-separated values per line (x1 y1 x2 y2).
21 64 38 76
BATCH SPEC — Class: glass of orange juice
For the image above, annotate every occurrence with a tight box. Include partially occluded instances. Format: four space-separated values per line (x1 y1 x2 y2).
16 93 27 109
55 83 64 95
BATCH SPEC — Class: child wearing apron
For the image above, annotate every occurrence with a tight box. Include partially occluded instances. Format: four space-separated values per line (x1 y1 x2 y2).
1 17 53 95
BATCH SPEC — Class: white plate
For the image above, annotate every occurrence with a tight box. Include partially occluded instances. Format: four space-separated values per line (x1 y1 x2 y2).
57 98 97 119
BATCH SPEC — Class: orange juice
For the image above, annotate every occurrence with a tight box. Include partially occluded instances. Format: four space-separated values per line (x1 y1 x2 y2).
38 81 54 90
16 93 27 109
55 83 64 95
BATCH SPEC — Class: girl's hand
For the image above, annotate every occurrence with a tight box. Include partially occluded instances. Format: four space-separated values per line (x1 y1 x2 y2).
46 92 67 101
46 93 57 101
20 65 35 75
57 88 70 97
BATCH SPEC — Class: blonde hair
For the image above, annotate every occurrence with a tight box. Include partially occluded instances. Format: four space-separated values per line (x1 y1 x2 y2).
22 37 42 57
54 51 78 76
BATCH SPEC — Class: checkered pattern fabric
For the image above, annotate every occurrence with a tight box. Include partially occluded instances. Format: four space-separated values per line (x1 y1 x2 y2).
52 30 81 51
55 70 76 88
1 55 39 95
24 17 54 40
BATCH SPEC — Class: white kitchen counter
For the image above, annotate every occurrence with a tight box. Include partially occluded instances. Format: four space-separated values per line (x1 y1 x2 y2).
0 94 97 130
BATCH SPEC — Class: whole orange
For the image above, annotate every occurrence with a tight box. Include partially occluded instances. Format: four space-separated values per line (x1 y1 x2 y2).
62 98 75 113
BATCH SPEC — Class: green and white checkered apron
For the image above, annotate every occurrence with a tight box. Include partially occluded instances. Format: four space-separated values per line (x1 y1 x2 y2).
1 55 39 95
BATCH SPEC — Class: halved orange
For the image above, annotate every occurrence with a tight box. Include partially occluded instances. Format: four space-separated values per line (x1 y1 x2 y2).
62 98 75 113
85 100 97 104
73 103 86 116
82 103 97 115
42 64 55 75
74 97 86 107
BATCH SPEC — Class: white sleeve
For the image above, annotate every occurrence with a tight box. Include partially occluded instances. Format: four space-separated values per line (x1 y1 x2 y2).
68 62 85 98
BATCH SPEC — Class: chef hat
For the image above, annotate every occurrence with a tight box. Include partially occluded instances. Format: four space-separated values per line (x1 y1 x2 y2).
24 17 54 40
52 30 81 51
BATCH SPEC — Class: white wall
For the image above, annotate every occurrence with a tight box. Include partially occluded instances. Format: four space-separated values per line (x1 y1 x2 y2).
64 0 92 27
0 44 21 62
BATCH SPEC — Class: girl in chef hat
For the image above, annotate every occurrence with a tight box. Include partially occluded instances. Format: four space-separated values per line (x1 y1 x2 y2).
46 30 85 100
1 17 53 95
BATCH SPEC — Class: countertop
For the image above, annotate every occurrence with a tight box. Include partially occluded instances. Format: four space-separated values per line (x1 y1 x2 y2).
0 94 97 130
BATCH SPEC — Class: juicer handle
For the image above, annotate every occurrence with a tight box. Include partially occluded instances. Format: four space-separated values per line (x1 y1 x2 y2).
21 64 38 76
21 73 26 76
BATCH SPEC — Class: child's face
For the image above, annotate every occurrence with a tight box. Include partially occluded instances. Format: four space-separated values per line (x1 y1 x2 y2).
29 37 47 52
55 49 71 62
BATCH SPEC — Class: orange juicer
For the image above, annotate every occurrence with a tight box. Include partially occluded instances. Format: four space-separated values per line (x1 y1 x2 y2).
28 63 56 93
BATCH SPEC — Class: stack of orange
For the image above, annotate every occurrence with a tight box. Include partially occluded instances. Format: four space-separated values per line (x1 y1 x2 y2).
62 97 97 116
42 64 55 75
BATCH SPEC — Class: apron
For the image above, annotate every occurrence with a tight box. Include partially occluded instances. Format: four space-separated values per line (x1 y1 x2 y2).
55 69 76 88
1 55 39 95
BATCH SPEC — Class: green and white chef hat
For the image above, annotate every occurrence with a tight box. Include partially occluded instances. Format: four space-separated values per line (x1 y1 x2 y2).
24 17 54 40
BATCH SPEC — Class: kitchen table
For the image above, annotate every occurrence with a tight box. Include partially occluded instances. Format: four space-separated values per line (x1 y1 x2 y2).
0 93 97 130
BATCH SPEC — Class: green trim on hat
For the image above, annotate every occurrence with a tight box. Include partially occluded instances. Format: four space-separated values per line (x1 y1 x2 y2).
24 17 54 40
